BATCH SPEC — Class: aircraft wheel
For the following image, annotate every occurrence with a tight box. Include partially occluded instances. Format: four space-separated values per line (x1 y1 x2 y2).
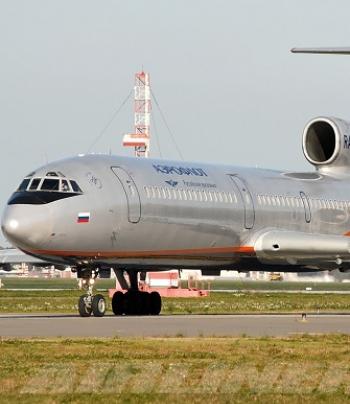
91 294 106 317
124 290 138 315
112 291 125 316
140 292 151 315
78 294 92 317
150 291 162 315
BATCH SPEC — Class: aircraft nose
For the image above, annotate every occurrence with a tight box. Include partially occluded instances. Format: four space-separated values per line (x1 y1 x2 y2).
1 205 52 250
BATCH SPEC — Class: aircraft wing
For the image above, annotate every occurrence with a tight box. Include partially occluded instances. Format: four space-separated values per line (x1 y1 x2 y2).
0 248 52 270
291 47 350 55
254 230 350 268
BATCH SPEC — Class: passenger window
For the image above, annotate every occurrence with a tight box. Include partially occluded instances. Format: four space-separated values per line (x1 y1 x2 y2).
61 180 70 192
41 179 59 191
70 181 82 193
29 178 41 190
18 178 30 191
144 186 150 198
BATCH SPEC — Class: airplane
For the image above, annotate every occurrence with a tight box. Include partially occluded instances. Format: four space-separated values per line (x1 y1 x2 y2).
2 47 350 318
0 246 55 271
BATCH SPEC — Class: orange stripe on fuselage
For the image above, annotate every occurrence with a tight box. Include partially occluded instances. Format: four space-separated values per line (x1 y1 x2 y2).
28 245 255 259
344 232 350 237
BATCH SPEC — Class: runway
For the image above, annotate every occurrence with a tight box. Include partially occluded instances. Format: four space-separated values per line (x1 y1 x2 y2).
1 313 350 337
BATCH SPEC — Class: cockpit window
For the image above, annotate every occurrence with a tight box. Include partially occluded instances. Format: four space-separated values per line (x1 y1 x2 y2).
29 178 41 190
70 180 82 193
18 179 30 191
41 179 59 191
61 179 70 192
9 175 83 205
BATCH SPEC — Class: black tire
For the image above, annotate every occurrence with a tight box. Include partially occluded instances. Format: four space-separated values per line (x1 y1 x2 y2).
124 290 138 315
140 292 151 315
78 294 92 317
112 291 125 315
149 291 162 315
91 294 106 317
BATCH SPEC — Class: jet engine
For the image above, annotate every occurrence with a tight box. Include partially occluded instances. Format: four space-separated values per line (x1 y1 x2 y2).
302 116 350 173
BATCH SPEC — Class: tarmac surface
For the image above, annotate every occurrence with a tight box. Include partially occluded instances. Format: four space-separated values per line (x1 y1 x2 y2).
1 313 350 337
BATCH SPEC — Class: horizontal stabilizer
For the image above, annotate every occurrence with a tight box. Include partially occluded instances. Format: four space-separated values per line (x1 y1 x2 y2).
291 47 350 55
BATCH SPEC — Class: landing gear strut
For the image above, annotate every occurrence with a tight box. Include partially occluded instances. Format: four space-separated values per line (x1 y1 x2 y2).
77 269 106 317
112 270 162 316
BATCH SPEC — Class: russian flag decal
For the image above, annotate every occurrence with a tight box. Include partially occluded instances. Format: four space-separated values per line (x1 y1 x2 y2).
77 212 90 223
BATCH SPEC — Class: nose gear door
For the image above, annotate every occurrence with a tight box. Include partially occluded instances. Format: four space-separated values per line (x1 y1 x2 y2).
111 167 141 223
229 175 255 229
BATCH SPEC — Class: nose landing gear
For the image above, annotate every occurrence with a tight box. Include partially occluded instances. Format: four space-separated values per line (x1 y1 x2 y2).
77 269 106 317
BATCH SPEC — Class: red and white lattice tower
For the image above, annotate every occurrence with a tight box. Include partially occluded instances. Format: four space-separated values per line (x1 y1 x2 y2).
122 71 151 157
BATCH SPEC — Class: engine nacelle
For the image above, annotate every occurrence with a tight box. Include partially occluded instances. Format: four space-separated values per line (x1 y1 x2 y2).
302 116 350 174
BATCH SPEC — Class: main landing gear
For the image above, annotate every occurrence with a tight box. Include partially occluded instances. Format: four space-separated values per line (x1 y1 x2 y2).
77 269 106 318
111 270 162 316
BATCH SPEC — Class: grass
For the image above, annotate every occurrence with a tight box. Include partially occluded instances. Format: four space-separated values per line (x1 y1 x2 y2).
1 276 350 314
0 277 114 290
1 335 350 402
3 276 350 291
0 290 350 314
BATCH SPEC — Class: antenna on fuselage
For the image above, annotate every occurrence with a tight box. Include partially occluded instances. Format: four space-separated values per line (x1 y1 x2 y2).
291 47 350 55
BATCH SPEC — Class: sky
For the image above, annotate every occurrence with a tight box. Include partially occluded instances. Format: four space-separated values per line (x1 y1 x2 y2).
1 0 350 244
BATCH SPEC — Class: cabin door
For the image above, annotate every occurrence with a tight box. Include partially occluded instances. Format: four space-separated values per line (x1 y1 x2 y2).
300 191 311 223
111 167 141 223
229 175 255 229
